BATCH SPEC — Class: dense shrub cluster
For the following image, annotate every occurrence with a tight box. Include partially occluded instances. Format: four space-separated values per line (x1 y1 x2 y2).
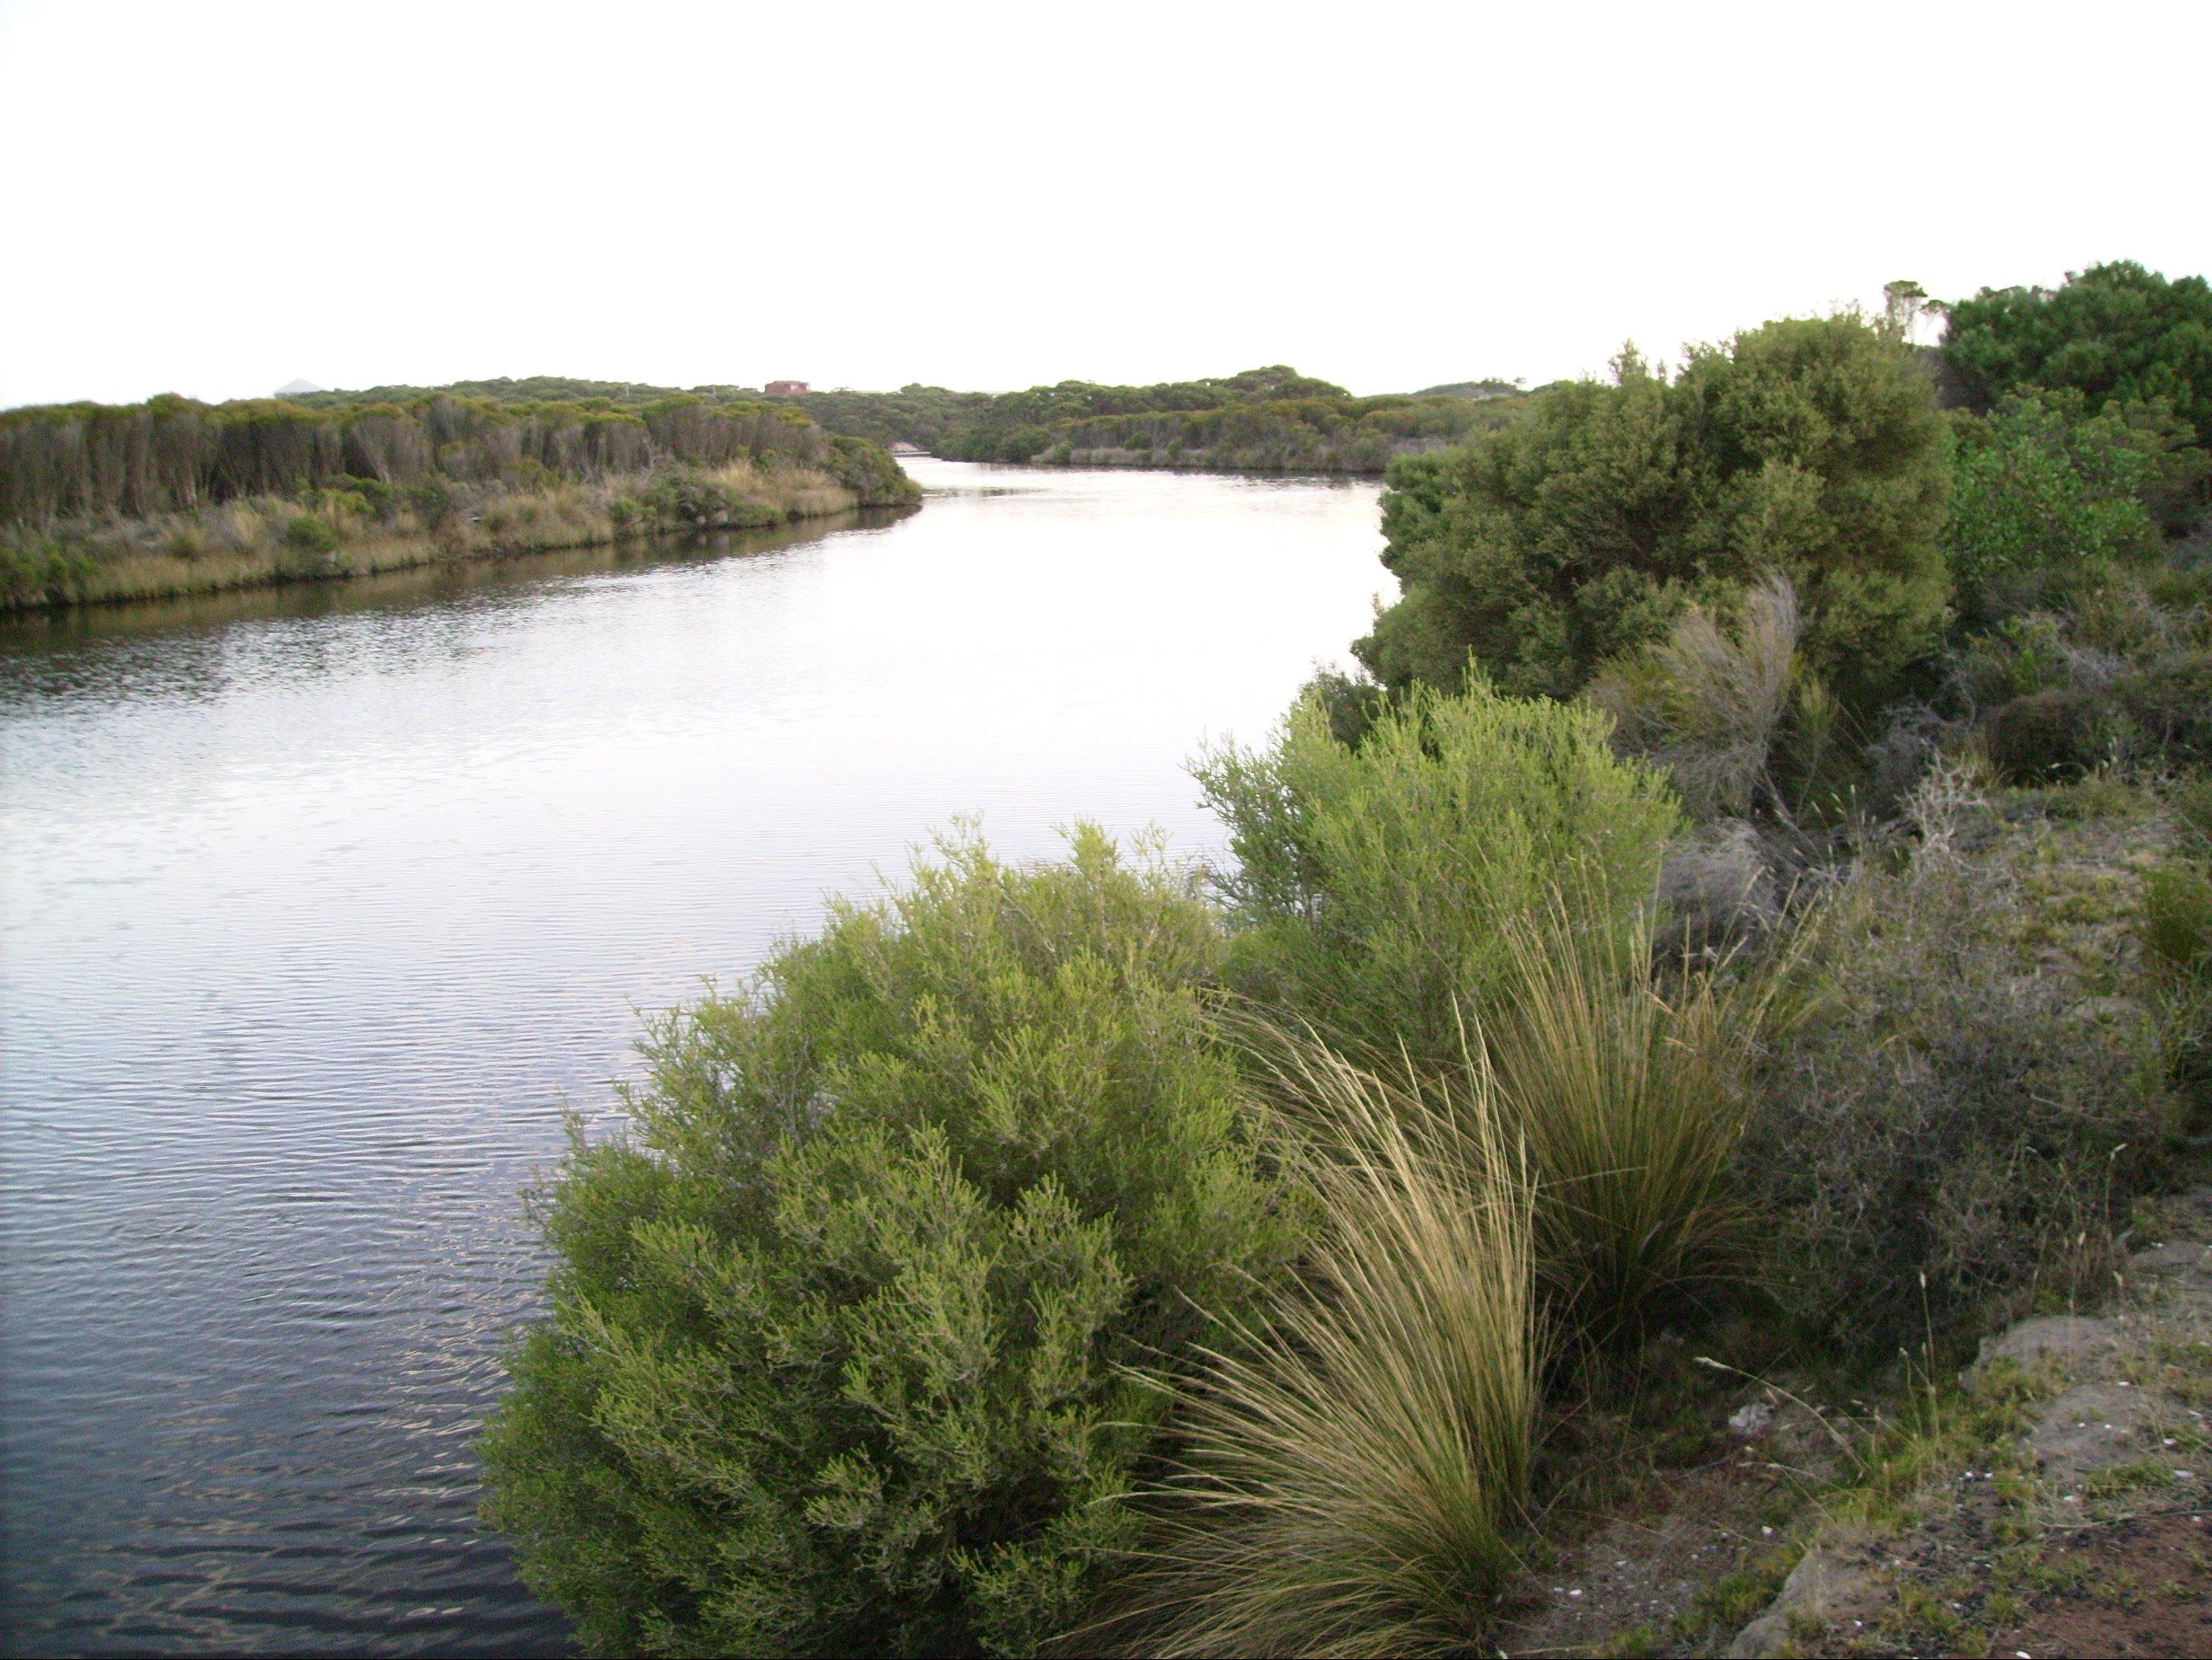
1193 679 1679 1072
1741 798 2170 1349
800 365 1514 475
0 391 866 527
1942 259 2212 450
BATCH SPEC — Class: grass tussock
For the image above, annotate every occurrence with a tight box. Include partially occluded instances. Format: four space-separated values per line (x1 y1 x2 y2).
1492 904 1788 1343
1130 1036 1540 1658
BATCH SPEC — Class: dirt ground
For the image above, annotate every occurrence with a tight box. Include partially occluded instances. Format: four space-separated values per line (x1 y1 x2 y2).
1987 1510 2212 1658
1491 1189 2212 1659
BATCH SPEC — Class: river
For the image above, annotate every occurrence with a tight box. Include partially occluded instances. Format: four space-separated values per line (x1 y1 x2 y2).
0 459 1387 1655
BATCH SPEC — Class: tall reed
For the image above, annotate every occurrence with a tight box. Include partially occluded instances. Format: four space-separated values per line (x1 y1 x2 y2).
1131 1036 1540 1658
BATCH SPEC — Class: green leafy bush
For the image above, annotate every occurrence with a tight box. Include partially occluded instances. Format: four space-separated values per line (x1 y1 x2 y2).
281 514 339 555
0 534 93 606
1357 316 1952 709
1193 678 1679 1076
479 828 1295 1658
1945 391 2191 625
2141 860 2212 984
1985 687 2116 782
825 434 923 508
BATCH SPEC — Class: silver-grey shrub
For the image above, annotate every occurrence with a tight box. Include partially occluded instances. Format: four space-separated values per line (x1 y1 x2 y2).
1740 819 2167 1350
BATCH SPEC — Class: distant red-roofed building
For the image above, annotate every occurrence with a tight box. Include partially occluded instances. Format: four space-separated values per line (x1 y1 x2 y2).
765 379 810 396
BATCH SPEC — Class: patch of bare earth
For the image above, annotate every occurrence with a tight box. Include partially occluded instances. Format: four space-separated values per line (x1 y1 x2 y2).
1987 1511 2212 1658
1724 1194 2212 1658
1495 1398 1838 1657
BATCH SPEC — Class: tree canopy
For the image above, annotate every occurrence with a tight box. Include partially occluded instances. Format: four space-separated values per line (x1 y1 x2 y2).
1941 261 2212 449
1357 316 1952 709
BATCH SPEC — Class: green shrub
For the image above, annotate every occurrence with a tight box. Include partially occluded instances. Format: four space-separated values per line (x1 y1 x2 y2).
1357 316 1952 710
479 827 1295 1658
640 469 734 527
1944 390 2196 627
1193 679 1680 1073
1133 1037 1538 1658
1941 260 2212 452
826 434 923 508
992 426 1052 464
1985 687 2119 782
281 514 339 555
2169 777 2212 858
0 533 93 607
2141 861 2212 983
2118 650 2212 769
407 477 460 525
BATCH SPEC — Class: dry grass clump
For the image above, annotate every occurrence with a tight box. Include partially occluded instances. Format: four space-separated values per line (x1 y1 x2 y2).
1490 905 1785 1343
1591 573 1828 823
1131 1037 1540 1658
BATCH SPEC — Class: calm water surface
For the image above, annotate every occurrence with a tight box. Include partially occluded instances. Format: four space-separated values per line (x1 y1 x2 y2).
0 460 1386 1655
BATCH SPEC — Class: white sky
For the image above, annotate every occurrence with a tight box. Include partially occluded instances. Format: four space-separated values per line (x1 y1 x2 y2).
3 0 2206 409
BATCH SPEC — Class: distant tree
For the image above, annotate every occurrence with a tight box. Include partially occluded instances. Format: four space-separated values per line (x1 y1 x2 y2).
1942 261 2212 449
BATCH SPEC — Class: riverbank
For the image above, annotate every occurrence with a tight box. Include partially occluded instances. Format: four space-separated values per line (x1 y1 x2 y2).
0 458 917 612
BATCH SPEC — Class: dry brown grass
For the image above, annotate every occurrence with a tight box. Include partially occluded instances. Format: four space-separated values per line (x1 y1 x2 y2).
1490 903 1787 1344
1124 1035 1540 1658
2 463 867 610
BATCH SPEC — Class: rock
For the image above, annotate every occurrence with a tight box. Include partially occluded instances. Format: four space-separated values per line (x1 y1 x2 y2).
2128 1239 2212 1280
1972 1314 2119 1372
2032 1382 2157 1487
1726 1545 1859 1658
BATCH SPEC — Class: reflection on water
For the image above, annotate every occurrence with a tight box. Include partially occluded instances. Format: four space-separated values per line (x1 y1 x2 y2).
0 459 1386 1655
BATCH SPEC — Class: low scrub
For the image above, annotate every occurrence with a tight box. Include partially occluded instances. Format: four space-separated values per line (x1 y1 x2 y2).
1739 796 2169 1352
0 457 893 611
478 828 1295 1658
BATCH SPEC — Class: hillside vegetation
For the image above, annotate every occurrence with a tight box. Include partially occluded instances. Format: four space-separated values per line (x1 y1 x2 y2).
800 365 1522 471
1 386 919 610
481 263 2212 1658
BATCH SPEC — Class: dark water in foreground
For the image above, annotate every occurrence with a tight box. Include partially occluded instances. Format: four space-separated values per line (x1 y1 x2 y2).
0 460 1386 1655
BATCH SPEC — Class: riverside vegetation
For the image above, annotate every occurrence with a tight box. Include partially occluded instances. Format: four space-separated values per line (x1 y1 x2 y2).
481 260 2212 1656
0 388 921 610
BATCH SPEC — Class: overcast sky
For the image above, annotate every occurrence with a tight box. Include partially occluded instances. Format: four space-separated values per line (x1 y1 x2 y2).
3 0 2205 409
